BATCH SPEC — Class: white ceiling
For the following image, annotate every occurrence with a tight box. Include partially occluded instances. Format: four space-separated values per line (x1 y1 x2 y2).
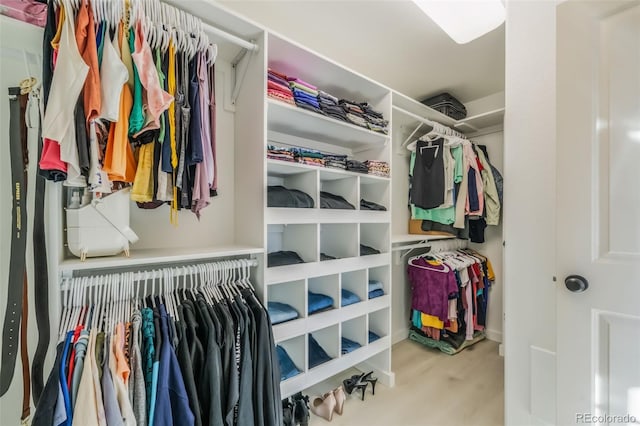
221 0 505 103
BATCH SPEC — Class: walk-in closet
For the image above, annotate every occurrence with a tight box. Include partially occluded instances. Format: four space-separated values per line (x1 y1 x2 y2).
1 0 512 425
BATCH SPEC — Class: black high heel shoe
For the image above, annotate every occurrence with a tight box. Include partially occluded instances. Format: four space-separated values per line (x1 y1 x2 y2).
291 392 310 426
343 373 370 401
361 371 379 395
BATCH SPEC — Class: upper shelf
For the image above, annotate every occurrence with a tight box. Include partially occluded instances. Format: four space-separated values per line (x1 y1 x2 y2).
392 91 458 128
453 108 505 133
267 99 388 149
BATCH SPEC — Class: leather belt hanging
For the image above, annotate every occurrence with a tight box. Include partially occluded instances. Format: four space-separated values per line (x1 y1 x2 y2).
0 87 29 400
30 87 50 406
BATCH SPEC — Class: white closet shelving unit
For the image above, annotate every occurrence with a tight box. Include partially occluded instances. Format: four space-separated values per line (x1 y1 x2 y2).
264 32 395 397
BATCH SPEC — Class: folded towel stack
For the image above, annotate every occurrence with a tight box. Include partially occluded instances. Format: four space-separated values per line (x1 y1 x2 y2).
346 159 368 174
267 144 295 162
365 160 390 178
267 69 295 105
323 153 348 170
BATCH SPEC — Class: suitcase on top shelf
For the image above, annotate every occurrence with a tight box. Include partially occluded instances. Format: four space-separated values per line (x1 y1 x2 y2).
420 92 467 120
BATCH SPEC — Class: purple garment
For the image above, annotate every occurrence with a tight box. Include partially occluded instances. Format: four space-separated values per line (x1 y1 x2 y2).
408 259 458 321
286 77 317 91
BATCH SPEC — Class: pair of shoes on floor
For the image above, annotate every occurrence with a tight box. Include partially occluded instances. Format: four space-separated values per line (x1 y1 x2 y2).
342 371 378 401
309 386 346 422
283 392 310 426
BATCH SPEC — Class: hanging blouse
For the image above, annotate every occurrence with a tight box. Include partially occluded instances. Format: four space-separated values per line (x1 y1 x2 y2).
41 0 89 186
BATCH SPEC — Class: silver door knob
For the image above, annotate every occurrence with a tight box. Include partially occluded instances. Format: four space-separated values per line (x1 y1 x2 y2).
564 275 589 293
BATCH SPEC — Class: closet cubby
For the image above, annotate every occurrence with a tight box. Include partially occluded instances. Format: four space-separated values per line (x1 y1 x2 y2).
368 265 390 297
342 316 367 355
308 274 340 315
359 177 390 212
267 224 318 266
267 280 306 325
320 224 358 260
319 172 358 210
308 325 340 369
368 308 390 342
360 223 390 255
277 335 306 381
267 161 318 209
341 269 367 306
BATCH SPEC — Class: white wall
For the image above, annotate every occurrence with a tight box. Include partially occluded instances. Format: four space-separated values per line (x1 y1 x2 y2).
504 1 557 425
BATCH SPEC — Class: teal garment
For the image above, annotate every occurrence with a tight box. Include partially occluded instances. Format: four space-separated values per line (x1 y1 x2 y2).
148 362 159 425
96 22 106 68
128 28 145 135
156 48 166 142
412 309 422 328
410 145 464 224
141 308 155 413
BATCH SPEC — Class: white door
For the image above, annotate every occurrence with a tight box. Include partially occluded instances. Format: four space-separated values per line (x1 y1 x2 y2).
557 1 640 424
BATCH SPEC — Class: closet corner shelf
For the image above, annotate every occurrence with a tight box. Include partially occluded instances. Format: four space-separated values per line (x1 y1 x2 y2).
266 254 390 285
59 245 265 274
267 159 390 182
453 108 505 132
273 295 391 343
266 98 388 148
266 208 389 225
279 336 390 399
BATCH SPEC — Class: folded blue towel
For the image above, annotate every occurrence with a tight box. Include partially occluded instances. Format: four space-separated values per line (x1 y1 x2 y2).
341 289 361 307
368 331 381 343
368 280 384 293
368 288 384 299
276 345 302 381
308 291 334 314
268 301 299 325
341 336 362 354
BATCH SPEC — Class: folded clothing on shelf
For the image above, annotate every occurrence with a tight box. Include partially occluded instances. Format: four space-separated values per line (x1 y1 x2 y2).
268 301 300 325
368 289 385 299
360 244 381 256
308 334 333 369
320 252 337 261
308 291 334 314
268 250 305 267
320 191 355 210
365 160 390 178
322 153 347 170
268 185 315 208
360 102 389 134
341 336 362 355
277 345 302 381
346 159 368 174
291 147 325 167
268 68 295 105
267 145 295 162
368 280 384 299
341 288 361 307
360 199 387 211
368 331 381 343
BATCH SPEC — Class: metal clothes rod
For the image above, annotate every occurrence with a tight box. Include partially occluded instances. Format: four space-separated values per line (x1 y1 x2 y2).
201 21 259 52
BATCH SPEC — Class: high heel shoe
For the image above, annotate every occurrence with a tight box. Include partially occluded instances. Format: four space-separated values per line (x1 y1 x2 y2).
310 391 337 421
342 372 365 394
361 371 379 395
332 386 346 415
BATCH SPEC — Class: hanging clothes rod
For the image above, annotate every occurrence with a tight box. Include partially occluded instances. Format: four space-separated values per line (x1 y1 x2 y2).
201 21 259 52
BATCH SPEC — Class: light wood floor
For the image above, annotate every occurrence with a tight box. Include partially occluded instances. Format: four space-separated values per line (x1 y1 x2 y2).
307 339 504 426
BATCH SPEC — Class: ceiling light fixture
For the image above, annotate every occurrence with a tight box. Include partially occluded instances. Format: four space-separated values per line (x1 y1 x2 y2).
412 0 506 44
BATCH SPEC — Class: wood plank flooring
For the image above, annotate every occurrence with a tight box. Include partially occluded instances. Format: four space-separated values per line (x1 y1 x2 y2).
306 339 504 426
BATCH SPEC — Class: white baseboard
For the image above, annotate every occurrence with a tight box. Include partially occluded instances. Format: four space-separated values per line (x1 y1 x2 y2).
485 328 503 343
